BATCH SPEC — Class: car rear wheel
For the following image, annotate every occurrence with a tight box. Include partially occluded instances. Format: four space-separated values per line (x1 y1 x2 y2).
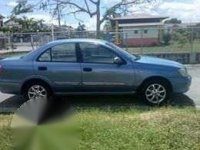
140 80 171 106
24 82 51 101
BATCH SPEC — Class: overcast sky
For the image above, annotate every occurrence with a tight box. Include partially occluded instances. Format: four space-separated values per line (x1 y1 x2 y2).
0 0 200 30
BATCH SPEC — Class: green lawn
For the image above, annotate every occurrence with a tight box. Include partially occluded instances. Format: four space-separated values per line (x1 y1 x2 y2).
125 40 200 54
1 106 200 150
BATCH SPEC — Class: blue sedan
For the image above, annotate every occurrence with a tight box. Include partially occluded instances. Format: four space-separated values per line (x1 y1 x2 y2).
0 39 191 105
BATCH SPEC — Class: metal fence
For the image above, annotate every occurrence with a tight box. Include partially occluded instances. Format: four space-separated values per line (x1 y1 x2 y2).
1 26 200 63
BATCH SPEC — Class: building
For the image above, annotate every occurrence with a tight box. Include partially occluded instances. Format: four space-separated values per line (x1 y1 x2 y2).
4 18 22 29
110 14 169 47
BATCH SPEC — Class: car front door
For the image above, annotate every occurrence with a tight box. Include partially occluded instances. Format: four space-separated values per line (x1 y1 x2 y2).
34 43 82 94
79 42 135 93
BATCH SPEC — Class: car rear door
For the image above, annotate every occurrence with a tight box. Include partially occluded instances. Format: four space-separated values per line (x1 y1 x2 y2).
79 42 135 93
34 42 82 94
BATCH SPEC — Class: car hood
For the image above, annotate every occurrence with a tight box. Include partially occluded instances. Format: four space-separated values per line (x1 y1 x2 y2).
136 56 183 68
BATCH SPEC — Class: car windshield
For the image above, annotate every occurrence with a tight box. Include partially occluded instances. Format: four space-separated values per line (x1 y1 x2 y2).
105 42 140 61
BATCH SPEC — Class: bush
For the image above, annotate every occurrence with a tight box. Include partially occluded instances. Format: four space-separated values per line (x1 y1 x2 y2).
172 29 190 48
163 33 171 45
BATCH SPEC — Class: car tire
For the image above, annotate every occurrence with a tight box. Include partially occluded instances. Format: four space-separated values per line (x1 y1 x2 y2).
23 82 52 101
139 79 171 106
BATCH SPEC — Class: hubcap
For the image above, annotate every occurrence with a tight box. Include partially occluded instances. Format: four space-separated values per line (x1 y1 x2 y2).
28 85 47 100
145 84 167 104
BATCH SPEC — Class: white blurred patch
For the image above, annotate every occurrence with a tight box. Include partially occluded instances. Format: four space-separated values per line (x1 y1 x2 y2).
11 97 47 128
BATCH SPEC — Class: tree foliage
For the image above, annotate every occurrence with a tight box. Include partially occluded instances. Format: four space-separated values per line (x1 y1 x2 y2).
76 22 86 31
1 17 50 33
162 32 171 45
12 0 33 15
172 29 190 48
165 18 182 24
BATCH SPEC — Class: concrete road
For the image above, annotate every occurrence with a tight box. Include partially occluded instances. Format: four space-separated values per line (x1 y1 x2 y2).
0 65 200 112
186 65 200 107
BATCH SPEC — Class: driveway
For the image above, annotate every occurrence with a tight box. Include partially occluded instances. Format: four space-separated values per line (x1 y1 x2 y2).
0 64 199 112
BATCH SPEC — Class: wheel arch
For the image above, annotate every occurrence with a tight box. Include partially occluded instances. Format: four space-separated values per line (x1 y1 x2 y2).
21 78 53 95
137 76 173 93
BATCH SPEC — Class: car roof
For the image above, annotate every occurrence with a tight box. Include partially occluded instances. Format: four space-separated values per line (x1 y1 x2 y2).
48 38 108 45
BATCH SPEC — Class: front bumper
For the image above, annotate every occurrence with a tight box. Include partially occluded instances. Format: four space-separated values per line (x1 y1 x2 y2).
169 75 192 93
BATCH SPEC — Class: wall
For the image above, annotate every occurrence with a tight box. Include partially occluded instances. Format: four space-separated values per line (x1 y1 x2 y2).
146 52 200 64
123 38 159 47
122 27 160 46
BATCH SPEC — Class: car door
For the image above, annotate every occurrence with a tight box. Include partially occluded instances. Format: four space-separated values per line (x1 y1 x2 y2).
34 43 82 93
79 42 135 93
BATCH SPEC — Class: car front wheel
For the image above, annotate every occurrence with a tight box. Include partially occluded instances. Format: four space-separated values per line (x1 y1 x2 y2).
24 82 51 101
140 80 171 106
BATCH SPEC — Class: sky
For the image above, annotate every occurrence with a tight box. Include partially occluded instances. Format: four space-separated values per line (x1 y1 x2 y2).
0 0 200 30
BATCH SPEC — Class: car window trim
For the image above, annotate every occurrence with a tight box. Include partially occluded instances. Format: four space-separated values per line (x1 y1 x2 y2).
78 42 127 65
36 48 51 62
36 43 79 63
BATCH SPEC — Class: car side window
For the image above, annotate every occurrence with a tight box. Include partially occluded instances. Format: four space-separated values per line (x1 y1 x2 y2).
38 50 51 62
80 43 117 64
51 43 76 62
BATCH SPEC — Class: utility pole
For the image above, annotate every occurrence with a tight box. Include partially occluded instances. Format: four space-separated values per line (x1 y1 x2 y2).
56 0 61 27
51 24 55 41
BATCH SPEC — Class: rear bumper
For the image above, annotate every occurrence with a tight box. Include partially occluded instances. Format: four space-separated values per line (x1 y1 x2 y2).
169 75 192 93
0 81 21 94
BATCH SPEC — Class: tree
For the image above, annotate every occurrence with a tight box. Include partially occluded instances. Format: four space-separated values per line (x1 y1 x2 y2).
165 18 182 24
162 33 171 45
13 0 156 38
12 0 33 15
192 23 200 40
6 16 50 33
44 0 64 27
76 22 86 31
38 0 156 37
65 0 154 37
103 20 112 31
172 29 190 48
75 22 86 38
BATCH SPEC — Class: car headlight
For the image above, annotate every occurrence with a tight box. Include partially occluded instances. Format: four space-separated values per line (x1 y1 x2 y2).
178 67 188 77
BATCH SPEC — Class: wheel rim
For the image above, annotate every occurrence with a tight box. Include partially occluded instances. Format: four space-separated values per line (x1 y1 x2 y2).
28 85 47 100
145 84 167 104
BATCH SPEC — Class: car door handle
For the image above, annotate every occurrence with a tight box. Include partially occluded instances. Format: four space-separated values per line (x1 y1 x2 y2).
38 66 47 71
83 68 92 72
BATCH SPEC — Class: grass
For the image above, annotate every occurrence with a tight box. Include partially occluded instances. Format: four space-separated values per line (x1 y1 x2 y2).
125 40 200 54
0 106 200 150
0 115 13 150
76 107 200 150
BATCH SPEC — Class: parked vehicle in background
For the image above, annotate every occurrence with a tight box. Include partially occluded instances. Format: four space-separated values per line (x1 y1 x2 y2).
0 39 192 105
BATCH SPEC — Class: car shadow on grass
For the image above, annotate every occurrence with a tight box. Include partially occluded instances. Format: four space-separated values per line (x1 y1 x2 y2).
0 94 195 125
65 94 196 109
0 94 195 114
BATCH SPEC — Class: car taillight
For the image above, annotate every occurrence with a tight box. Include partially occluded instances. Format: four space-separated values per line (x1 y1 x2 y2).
0 65 3 73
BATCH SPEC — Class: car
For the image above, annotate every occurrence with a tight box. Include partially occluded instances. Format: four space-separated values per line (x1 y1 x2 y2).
0 39 192 105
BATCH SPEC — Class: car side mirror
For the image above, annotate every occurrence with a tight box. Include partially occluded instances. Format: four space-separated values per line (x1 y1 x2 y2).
113 57 124 65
